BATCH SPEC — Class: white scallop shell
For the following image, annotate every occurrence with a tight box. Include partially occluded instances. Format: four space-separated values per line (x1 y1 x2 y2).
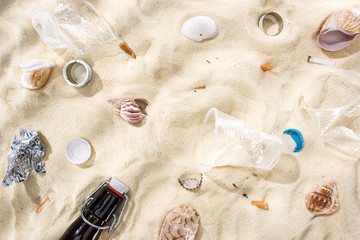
181 16 218 42
20 59 55 89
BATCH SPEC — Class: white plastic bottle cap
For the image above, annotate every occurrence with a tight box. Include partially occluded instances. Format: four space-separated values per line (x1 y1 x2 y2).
65 138 92 164
109 178 129 195
63 59 93 88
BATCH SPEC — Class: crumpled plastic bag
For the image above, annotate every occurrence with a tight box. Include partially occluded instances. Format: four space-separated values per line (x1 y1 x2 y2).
31 0 116 55
2 128 46 187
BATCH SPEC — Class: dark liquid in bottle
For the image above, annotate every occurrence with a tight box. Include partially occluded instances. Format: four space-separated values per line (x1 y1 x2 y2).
59 185 124 240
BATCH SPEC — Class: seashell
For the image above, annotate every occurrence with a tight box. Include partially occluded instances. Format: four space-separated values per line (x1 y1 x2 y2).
181 16 218 42
20 59 55 89
107 98 148 124
305 182 339 216
159 205 200 240
317 10 360 51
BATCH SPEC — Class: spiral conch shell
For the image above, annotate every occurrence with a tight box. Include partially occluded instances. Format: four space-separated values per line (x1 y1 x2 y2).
107 98 148 124
317 10 360 51
305 182 339 216
181 16 218 42
20 59 55 89
159 205 200 240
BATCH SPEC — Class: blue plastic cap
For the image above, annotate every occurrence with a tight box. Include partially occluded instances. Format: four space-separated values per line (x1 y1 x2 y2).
283 129 304 153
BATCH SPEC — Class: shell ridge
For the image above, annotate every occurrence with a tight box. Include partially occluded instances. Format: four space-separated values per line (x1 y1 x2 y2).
108 98 148 124
305 182 339 215
159 206 200 240
318 9 360 51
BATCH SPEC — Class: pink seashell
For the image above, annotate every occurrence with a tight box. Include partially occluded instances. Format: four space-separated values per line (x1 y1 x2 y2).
159 206 200 240
107 98 148 124
317 9 360 51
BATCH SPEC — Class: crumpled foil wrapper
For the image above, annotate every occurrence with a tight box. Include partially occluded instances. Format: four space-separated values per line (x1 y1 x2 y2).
2 128 46 187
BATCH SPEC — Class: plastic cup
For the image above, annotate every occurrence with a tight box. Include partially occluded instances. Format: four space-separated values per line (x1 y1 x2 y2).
31 0 116 55
197 108 283 172
302 69 360 153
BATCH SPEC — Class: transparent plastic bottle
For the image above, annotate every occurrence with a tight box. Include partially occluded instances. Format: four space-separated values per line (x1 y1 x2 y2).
197 108 283 172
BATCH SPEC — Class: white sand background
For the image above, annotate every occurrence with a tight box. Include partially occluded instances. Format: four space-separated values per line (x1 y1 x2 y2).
1 0 360 239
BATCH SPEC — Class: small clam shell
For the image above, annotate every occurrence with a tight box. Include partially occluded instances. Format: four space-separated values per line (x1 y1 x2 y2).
107 98 148 124
318 10 360 51
159 206 200 240
305 182 339 215
20 59 55 89
181 16 218 42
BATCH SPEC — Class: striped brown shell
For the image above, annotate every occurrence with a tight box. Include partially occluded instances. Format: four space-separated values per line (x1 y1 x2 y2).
159 205 200 240
305 182 339 215
107 98 148 124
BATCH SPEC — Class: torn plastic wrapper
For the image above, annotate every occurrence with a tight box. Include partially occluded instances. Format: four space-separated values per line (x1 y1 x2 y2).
31 0 116 55
2 128 46 187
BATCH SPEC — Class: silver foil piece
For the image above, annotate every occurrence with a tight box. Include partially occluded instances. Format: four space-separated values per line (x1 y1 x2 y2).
2 128 46 187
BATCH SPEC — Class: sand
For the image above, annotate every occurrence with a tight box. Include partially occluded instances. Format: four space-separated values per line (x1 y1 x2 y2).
1 0 360 239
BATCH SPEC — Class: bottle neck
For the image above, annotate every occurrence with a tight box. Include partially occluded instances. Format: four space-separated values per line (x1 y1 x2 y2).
87 185 124 222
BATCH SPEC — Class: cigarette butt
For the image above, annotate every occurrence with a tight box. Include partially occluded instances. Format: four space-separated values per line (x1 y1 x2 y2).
120 42 136 59
194 85 206 90
251 201 267 209
307 56 335 66
260 64 272 72
36 197 49 214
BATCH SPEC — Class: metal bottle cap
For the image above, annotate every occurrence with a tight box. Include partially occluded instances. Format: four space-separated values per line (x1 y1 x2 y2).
63 59 93 87
178 173 203 190
258 12 283 36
